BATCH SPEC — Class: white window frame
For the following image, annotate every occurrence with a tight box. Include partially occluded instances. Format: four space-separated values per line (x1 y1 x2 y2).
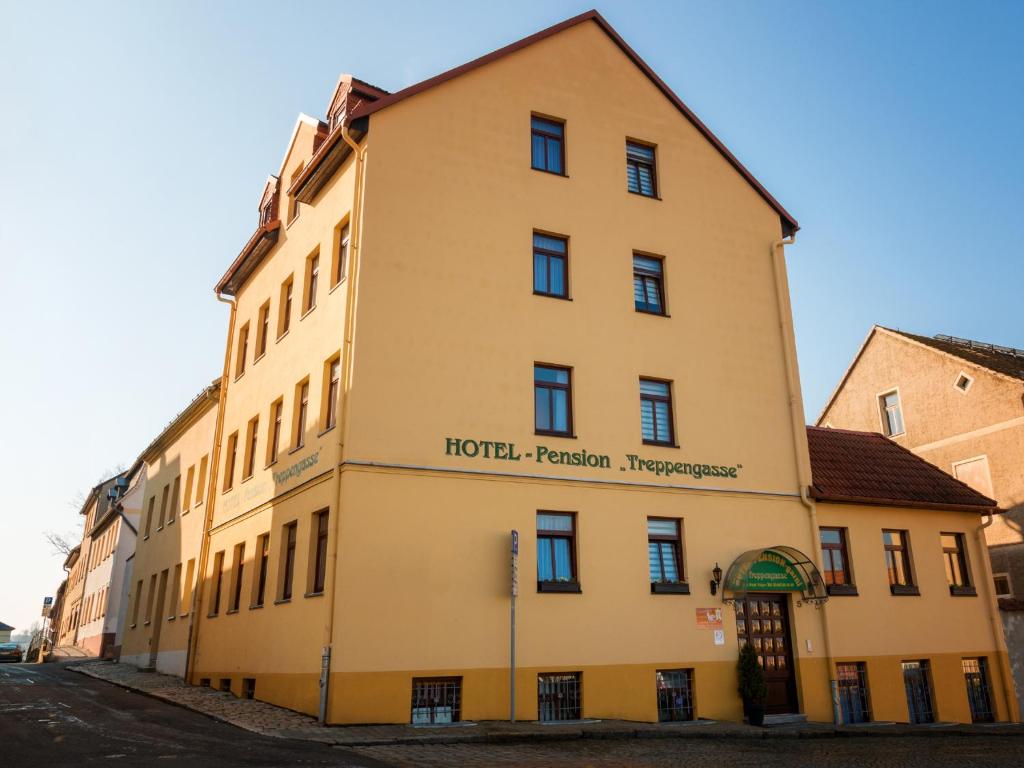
877 387 905 437
993 572 1012 598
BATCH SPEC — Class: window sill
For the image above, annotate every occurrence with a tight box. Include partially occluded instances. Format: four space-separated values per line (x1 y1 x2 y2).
206 613 219 619
329 279 346 295
273 598 292 605
288 444 305 456
304 591 324 598
538 581 581 594
642 440 679 449
533 291 572 301
168 518 175 525
627 189 662 201
156 526 163 532
317 425 336 438
180 613 190 618
222 487 234 495
234 371 246 383
264 459 279 470
143 621 151 626
167 615 176 622
241 474 254 485
635 307 669 317
890 584 920 596
129 624 137 630
300 306 316 321
950 585 977 597
827 584 859 597
531 166 569 178
143 536 149 541
253 352 266 366
276 330 290 344
226 608 239 615
535 430 577 440
249 603 264 610
651 581 690 595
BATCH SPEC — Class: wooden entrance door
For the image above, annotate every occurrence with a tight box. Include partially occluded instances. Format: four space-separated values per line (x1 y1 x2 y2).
734 594 798 714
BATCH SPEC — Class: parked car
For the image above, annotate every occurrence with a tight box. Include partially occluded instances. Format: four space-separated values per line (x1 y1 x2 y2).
0 642 23 663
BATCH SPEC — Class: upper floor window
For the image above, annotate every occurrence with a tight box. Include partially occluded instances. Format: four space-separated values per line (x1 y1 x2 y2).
281 521 298 601
534 364 572 437
941 533 975 595
648 518 687 593
820 527 854 594
293 379 309 449
268 399 283 465
223 432 238 491
235 322 249 378
626 141 657 197
879 390 904 436
304 252 319 314
260 200 273 226
311 510 329 594
633 254 665 314
537 512 578 592
243 415 259 480
533 233 568 299
640 378 675 446
882 529 917 595
256 302 270 358
324 358 340 430
333 224 350 287
278 275 294 337
531 116 565 175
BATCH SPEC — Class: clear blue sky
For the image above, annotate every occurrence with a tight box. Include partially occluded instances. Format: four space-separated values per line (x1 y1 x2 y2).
1 1 1021 633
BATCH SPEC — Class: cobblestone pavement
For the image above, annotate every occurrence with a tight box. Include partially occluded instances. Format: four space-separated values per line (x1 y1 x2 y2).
353 735 1024 767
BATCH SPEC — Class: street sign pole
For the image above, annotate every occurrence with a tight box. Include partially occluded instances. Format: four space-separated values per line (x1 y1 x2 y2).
510 530 518 723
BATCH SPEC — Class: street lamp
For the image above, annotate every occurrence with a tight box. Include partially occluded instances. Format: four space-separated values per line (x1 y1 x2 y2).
710 563 723 596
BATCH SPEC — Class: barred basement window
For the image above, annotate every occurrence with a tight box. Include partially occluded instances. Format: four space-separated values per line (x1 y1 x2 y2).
902 660 934 724
199 678 211 688
836 662 871 724
538 672 581 722
219 678 232 693
656 669 694 722
962 658 994 723
242 678 256 700
411 677 462 724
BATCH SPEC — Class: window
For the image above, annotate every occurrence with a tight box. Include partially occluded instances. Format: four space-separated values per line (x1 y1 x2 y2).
533 233 568 299
994 573 1012 598
324 357 340 431
902 660 934 724
268 399 283 465
303 252 319 314
820 527 855 594
963 658 994 723
131 579 142 626
293 380 309 449
158 484 169 529
955 372 973 392
278 275 294 337
242 678 256 700
633 254 665 314
235 322 249 378
183 465 195 514
256 302 270 358
534 364 572 436
229 543 245 612
219 678 232 693
656 669 694 722
836 663 871 724
640 378 675 446
166 476 179 524
210 551 225 616
648 518 687 593
626 140 657 197
882 530 917 594
144 496 154 538
530 116 565 174
169 564 181 620
196 455 208 505
243 416 259 480
288 164 304 222
536 512 578 592
181 558 195 615
311 510 329 594
941 533 975 595
281 522 297 601
333 224 350 286
538 673 581 721
879 390 904 436
260 200 273 226
253 534 270 608
223 432 238 491
412 677 462 724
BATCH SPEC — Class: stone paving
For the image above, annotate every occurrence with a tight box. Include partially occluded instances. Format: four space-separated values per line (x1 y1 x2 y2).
69 659 1024 750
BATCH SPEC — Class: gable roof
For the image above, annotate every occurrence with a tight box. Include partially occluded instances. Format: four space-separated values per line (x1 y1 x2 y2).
886 329 1024 382
0 622 14 632
807 426 997 512
349 9 798 237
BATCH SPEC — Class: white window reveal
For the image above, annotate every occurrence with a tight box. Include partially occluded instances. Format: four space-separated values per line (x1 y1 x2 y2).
955 372 974 393
879 390 905 436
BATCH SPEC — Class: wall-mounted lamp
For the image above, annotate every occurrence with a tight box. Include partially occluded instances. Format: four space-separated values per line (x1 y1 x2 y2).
710 563 723 596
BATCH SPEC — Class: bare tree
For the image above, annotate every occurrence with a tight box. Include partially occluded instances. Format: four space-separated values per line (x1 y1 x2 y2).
44 530 78 556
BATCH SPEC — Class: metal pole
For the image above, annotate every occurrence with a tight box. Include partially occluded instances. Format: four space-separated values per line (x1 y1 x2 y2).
319 646 331 724
831 678 841 725
510 530 518 723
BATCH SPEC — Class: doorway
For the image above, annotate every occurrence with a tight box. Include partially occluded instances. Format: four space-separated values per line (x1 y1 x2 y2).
734 594 798 714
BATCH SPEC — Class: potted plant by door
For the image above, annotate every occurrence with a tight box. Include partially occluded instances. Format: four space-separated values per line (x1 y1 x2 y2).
737 643 768 726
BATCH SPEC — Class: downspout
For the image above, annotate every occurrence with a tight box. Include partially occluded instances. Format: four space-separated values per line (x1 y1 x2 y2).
316 122 367 724
771 235 839 722
976 511 1019 722
185 292 236 683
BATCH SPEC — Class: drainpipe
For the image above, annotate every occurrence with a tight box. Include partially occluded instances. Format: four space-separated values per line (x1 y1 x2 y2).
976 511 1019 722
771 235 839 723
314 122 367 724
185 291 236 683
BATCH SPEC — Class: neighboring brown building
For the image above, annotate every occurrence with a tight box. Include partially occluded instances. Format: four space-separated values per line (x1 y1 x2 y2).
819 325 1024 708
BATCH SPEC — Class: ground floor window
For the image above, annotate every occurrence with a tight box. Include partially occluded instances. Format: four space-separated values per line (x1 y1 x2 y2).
411 677 461 724
538 672 581 722
655 669 694 722
219 678 232 694
962 658 994 723
901 660 934 724
241 678 256 700
836 662 871 724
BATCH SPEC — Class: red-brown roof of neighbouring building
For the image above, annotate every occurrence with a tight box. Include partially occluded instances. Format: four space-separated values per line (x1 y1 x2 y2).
349 9 798 237
807 426 997 512
886 328 1024 382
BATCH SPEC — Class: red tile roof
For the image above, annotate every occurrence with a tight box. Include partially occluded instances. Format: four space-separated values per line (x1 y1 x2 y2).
807 426 997 512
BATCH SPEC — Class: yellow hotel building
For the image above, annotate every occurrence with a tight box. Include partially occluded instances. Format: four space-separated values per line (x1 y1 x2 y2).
121 11 1017 726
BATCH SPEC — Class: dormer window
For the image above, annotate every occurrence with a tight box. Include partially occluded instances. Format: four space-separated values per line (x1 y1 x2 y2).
260 201 273 226
331 108 344 131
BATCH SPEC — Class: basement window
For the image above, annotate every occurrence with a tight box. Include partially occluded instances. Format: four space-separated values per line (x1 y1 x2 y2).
242 678 256 700
411 677 461 724
955 373 973 393
219 678 232 693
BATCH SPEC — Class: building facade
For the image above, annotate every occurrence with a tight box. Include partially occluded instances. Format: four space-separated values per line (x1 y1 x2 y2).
818 326 1024 711
120 381 219 675
168 11 1018 725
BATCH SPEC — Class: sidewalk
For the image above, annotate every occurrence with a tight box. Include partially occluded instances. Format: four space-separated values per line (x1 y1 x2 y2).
68 660 1024 747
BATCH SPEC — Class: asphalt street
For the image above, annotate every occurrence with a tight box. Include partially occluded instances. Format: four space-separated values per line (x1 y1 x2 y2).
0 662 383 768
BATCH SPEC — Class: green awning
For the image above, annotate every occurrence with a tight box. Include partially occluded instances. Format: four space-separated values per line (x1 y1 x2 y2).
723 546 828 606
